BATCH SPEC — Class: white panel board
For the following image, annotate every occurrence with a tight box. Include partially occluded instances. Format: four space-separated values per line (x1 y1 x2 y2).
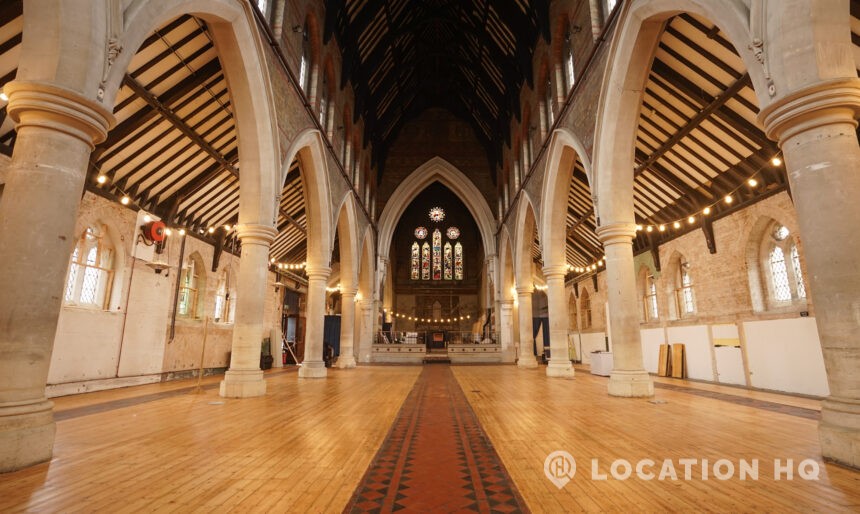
744 318 829 396
666 325 713 381
640 328 666 374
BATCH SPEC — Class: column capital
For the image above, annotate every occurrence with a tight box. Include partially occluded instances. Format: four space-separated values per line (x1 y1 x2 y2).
542 264 568 279
305 266 331 280
340 285 358 297
758 77 860 142
235 223 278 244
4 80 115 149
596 222 636 245
516 286 534 296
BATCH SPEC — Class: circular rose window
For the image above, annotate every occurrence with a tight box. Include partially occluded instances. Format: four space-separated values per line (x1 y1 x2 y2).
414 226 428 239
446 227 460 239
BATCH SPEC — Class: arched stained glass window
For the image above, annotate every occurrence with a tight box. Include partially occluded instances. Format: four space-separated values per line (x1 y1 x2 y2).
454 242 463 280
411 242 420 280
421 242 430 280
443 242 453 280
432 229 442 280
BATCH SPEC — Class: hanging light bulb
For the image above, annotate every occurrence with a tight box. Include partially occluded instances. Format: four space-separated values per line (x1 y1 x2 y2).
703 207 712 215
646 226 654 233
179 229 186 236
208 227 215 234
636 224 643 231
658 224 666 232
748 178 758 187
673 221 681 229
143 214 152 223
0 91 8 102
725 195 733 204
120 195 130 205
96 175 108 184
164 228 173 236
688 216 695 224
771 156 782 166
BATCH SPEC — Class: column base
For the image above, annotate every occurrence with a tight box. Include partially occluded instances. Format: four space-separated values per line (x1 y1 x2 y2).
298 361 328 378
819 397 860 469
546 360 574 378
607 369 654 398
517 357 539 369
219 369 267 398
0 400 56 473
335 355 357 369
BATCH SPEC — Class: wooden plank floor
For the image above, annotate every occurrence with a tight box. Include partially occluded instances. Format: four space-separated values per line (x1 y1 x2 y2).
452 366 860 513
0 367 421 513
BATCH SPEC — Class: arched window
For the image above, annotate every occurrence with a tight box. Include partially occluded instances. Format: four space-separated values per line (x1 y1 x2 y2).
421 242 430 280
568 294 578 331
563 31 575 92
443 242 453 280
644 275 659 321
411 242 420 280
760 222 806 308
432 229 442 280
581 289 592 329
64 225 115 309
675 257 695 317
213 268 234 323
454 242 463 280
178 253 206 319
299 23 311 93
319 71 329 129
543 78 554 131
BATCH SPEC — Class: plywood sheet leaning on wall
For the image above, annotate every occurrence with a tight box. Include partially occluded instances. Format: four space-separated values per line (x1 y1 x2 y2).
658 344 671 377
671 343 686 379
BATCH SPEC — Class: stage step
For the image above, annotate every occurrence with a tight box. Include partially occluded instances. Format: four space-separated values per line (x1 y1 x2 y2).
423 354 451 364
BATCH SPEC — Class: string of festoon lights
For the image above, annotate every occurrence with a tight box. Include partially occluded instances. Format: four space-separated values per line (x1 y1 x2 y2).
384 308 471 324
567 152 785 278
93 170 236 238
270 259 307 272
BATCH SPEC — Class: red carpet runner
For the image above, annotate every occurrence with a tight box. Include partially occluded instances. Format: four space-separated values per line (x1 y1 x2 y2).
345 365 529 513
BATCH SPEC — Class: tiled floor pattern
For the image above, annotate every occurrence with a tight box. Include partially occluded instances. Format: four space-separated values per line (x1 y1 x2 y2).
345 365 529 513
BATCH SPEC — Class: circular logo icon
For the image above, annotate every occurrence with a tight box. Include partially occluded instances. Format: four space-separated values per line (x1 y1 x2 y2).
544 451 576 489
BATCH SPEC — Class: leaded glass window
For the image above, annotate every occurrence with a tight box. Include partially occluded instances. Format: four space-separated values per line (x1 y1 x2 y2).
646 278 658 321
443 242 453 280
791 244 806 299
411 242 420 280
64 225 114 309
770 246 791 302
421 242 430 280
432 229 442 280
454 242 463 280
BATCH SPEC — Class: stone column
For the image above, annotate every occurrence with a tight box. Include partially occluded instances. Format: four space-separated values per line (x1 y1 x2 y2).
220 224 277 397
516 287 539 368
299 265 330 378
499 299 516 362
543 265 574 378
759 79 860 468
357 298 375 359
336 286 357 368
0 81 113 472
595 223 653 397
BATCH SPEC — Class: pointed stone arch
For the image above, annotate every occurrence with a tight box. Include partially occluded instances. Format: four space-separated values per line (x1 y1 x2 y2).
377 156 496 262
513 194 539 291
282 128 333 270
540 127 593 270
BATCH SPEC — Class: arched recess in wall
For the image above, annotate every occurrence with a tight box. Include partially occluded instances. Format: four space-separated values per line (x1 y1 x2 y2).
377 156 496 262
539 128 594 271
591 0 770 228
513 194 540 290
333 193 360 290
97 0 281 229
281 128 333 269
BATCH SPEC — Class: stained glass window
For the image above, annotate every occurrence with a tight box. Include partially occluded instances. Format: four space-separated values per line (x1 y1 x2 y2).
446 227 460 239
432 229 442 280
421 242 430 280
411 242 420 280
454 242 463 280
415 226 428 239
444 242 453 280
429 207 445 222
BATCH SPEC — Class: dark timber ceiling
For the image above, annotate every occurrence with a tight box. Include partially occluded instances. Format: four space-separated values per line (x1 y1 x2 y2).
325 0 550 174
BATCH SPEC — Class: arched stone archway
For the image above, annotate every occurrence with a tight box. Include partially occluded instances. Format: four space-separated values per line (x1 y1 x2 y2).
498 227 517 362
512 197 540 369
377 156 496 261
333 194 359 369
